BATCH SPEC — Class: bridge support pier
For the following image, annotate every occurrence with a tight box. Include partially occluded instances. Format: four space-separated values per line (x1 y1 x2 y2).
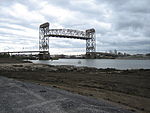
86 52 96 59
39 51 50 60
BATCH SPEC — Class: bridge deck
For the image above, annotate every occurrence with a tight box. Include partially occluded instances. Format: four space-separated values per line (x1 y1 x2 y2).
0 51 48 54
45 34 91 40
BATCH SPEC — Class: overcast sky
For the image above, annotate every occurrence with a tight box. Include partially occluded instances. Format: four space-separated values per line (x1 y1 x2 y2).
0 0 150 54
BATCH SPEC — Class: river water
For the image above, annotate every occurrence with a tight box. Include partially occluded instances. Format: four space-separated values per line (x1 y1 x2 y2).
31 59 150 70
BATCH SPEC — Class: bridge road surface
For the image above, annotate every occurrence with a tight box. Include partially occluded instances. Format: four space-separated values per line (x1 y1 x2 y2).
0 76 133 113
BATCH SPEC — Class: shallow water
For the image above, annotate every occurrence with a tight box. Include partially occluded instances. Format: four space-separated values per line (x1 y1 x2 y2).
31 59 150 70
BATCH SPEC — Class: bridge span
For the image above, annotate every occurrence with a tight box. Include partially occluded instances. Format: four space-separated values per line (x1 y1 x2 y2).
0 51 46 54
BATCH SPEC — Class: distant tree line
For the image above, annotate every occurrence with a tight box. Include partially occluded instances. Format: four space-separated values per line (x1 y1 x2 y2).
0 53 10 58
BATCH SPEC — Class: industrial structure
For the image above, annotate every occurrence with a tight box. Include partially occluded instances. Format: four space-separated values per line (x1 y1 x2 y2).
0 22 96 60
39 22 96 60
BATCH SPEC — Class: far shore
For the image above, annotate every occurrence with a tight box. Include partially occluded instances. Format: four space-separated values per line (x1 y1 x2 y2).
0 58 150 113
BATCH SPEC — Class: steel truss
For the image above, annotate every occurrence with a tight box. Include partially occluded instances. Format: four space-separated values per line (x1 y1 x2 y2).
39 22 49 51
86 29 96 53
39 22 96 57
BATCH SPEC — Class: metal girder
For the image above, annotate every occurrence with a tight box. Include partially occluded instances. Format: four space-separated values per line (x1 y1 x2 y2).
45 29 90 40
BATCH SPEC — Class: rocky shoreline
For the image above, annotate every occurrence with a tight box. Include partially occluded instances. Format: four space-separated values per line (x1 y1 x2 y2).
0 62 148 72
0 62 150 113
0 63 122 72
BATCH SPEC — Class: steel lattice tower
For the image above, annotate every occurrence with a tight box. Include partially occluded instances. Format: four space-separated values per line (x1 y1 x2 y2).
39 22 50 60
86 29 96 52
39 22 49 51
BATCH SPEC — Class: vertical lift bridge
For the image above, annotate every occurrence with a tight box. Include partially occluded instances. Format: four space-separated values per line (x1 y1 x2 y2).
39 22 96 59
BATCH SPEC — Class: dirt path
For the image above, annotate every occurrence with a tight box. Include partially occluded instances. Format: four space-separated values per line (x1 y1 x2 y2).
0 76 133 113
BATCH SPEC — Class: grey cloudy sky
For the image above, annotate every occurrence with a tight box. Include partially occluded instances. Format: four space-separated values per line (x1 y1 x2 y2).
0 0 150 54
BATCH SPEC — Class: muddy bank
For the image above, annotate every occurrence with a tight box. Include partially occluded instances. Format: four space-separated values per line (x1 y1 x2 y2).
0 58 32 63
0 63 150 113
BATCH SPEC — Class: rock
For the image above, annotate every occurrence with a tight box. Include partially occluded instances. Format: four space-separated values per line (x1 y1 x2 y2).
12 64 23 67
39 90 47 93
48 67 58 72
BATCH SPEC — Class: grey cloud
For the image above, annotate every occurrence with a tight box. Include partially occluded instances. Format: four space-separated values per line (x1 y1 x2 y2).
104 40 150 47
117 0 150 14
0 0 150 54
143 30 150 37
115 18 144 30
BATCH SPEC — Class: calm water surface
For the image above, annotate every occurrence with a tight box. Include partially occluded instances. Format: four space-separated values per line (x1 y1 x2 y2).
31 59 150 70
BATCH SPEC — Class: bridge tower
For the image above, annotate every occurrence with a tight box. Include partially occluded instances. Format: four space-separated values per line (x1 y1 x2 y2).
39 22 50 60
86 29 96 58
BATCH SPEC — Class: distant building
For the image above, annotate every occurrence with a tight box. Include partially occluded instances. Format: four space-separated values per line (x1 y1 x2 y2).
114 49 117 55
